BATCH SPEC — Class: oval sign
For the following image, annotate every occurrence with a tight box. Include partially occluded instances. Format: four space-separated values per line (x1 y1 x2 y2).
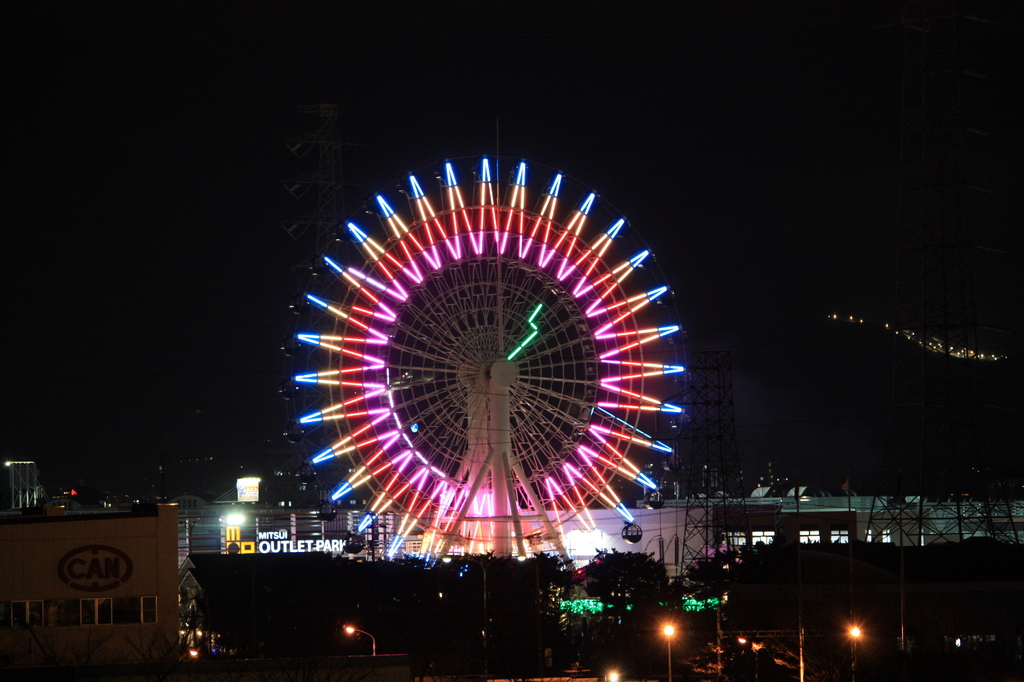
57 545 134 592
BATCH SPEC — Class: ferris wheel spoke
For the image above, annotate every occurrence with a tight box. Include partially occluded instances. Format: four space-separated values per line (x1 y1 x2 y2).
518 373 595 388
393 379 469 415
511 383 588 431
386 341 465 368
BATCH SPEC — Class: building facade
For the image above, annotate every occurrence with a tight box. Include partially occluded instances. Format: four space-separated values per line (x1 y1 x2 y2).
0 504 179 667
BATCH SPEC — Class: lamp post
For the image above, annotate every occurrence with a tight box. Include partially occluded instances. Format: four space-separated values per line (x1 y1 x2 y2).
663 624 675 682
344 625 376 656
444 554 509 676
849 626 861 682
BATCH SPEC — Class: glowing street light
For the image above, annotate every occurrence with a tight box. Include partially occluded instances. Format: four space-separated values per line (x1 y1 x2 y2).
849 626 862 682
344 625 376 656
663 624 676 682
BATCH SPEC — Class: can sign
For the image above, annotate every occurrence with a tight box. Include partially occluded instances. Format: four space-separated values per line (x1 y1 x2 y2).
57 545 134 592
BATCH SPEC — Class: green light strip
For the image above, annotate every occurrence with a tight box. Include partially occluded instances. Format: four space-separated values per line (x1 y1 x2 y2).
506 302 544 360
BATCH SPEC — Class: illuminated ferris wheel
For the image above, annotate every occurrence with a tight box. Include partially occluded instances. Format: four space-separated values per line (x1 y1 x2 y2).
289 157 683 559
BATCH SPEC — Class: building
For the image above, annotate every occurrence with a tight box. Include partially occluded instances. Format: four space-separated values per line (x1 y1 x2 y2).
0 503 179 667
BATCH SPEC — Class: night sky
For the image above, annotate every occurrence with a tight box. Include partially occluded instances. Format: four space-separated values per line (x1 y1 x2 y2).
3 3 1021 502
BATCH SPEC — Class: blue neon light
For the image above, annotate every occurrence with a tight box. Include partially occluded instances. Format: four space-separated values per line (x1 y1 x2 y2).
357 513 376 533
294 373 319 383
408 175 425 199
324 256 344 273
605 218 625 239
347 222 369 243
661 403 683 413
663 365 685 374
646 285 669 301
615 503 635 524
312 449 335 464
296 333 321 345
652 441 674 454
298 412 323 424
635 473 658 490
387 536 404 558
514 161 527 186
306 294 328 308
444 162 458 187
628 250 650 268
595 407 653 439
375 195 395 217
548 174 563 197
410 423 420 433
579 193 596 215
658 325 680 337
480 158 492 183
330 482 353 500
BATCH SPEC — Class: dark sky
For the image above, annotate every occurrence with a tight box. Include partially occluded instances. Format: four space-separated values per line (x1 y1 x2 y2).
2 2 1021 502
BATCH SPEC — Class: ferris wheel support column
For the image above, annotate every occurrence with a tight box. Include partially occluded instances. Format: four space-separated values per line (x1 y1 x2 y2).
435 441 499 559
491 360 522 556
509 458 571 562
491 382 512 556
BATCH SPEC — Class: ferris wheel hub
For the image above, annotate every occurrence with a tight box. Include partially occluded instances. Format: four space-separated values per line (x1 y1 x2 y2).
490 359 518 388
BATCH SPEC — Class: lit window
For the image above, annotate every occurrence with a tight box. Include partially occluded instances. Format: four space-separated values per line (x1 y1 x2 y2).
751 530 774 543
726 531 748 546
799 528 820 544
831 529 850 543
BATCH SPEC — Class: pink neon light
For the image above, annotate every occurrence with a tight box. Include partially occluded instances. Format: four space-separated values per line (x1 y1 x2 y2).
392 451 414 473
446 235 463 260
469 229 484 255
319 175 673 529
409 467 430 490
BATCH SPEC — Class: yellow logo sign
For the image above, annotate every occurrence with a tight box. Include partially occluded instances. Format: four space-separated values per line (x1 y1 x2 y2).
224 526 256 554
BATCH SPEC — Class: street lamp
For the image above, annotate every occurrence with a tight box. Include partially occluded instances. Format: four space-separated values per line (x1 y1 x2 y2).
663 624 675 682
344 625 376 656
849 626 861 682
738 638 763 682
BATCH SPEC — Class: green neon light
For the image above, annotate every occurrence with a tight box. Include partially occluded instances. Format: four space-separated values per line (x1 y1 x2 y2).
681 596 721 612
558 598 635 615
559 598 608 615
506 302 544 360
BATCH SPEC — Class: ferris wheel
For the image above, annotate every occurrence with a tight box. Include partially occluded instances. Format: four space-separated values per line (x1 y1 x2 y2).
288 157 683 559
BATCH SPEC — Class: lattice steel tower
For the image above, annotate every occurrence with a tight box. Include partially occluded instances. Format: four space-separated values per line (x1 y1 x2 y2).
282 104 349 513
869 2 1015 544
678 351 747 564
4 461 48 509
283 104 346 254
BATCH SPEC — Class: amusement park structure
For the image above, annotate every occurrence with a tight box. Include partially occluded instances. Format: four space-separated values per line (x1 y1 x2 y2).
285 154 683 559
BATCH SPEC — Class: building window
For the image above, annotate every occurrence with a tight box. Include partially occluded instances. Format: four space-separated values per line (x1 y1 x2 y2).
142 596 157 623
866 529 892 543
45 599 80 627
12 601 43 627
831 524 850 543
799 528 820 544
113 597 141 624
751 529 774 543
81 598 113 625
725 531 748 547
